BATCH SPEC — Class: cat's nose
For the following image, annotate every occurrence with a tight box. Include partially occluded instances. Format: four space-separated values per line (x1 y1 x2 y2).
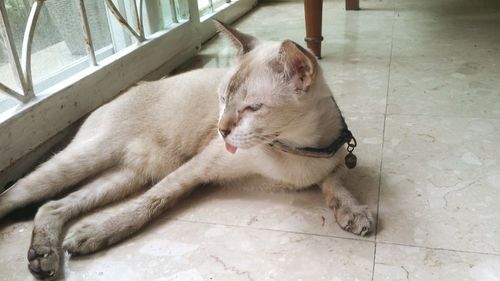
219 128 231 138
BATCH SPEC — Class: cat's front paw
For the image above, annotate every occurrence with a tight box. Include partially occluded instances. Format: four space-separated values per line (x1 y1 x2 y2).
334 205 374 236
63 223 108 255
27 245 60 280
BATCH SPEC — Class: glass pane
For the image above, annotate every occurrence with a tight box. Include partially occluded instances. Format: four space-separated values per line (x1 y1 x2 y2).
83 0 114 61
174 0 190 21
0 44 20 93
3 0 60 61
0 52 20 114
45 0 113 60
212 0 227 11
144 1 168 35
198 0 212 17
30 2 87 91
198 0 228 18
2 0 115 93
1 0 27 114
143 0 189 36
0 96 18 115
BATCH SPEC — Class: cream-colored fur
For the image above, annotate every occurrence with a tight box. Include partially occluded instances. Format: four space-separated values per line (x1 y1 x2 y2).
0 22 373 280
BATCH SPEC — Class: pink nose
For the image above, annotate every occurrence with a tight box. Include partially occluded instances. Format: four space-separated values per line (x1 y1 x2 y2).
219 128 231 138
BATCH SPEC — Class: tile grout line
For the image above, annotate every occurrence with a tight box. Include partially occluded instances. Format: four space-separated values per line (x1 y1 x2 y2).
170 217 500 257
386 112 500 120
377 241 500 257
372 1 397 280
342 112 500 121
171 217 376 244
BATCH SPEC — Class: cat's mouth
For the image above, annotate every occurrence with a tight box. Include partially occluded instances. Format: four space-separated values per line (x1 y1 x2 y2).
223 133 280 154
224 142 238 154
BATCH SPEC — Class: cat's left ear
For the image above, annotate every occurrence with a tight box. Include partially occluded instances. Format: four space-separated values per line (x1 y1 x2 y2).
271 40 317 92
213 19 258 56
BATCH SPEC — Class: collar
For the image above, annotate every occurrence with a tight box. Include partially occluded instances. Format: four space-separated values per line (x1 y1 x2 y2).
266 96 358 168
268 128 356 159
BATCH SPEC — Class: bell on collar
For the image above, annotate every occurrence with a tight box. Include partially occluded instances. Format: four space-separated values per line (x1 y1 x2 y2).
345 152 357 169
344 135 357 169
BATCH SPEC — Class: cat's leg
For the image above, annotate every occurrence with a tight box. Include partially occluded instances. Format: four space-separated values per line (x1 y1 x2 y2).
27 167 142 280
320 169 374 236
0 137 117 219
63 140 228 255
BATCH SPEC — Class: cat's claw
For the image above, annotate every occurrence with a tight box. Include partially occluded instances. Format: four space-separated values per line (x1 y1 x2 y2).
334 205 374 236
27 246 59 280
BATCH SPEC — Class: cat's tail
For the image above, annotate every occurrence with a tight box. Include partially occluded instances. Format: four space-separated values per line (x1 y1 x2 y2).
0 135 119 219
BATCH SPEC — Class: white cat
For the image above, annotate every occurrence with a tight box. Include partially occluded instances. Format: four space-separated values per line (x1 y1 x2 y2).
0 21 373 280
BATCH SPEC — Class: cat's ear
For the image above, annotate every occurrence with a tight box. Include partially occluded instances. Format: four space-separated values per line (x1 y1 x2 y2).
270 40 317 92
213 19 258 56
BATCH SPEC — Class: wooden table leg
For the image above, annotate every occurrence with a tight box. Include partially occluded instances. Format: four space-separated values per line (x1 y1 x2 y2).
346 0 360 10
304 0 323 58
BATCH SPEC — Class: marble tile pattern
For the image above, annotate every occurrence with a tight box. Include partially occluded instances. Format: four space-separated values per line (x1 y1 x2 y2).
1 0 500 280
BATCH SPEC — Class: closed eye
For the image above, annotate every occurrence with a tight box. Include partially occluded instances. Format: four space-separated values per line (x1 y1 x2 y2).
245 103 263 112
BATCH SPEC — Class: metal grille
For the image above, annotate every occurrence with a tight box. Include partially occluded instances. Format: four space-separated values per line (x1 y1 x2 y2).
0 0 182 104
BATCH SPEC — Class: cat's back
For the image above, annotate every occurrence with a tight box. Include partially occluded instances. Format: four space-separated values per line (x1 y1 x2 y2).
116 68 226 118
78 68 226 150
83 68 226 132
75 68 227 178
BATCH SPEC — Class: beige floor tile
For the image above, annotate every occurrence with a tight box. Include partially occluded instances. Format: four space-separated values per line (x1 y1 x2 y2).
373 243 500 281
392 38 500 60
323 56 390 114
321 38 393 58
387 56 500 118
378 115 500 254
394 0 500 18
392 3 500 58
0 219 375 281
322 14 395 45
388 0 500 118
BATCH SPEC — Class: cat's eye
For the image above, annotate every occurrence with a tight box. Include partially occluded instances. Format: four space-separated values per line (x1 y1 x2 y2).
246 103 263 112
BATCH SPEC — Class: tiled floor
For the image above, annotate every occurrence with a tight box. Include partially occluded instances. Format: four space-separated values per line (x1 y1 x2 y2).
1 0 500 280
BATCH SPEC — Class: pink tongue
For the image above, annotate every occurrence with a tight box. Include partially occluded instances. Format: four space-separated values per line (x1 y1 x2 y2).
224 142 238 154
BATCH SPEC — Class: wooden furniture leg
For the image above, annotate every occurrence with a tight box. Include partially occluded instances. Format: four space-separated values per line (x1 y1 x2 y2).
304 0 323 58
346 0 360 10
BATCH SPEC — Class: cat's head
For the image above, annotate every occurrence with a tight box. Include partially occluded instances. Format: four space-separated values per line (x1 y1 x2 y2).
214 20 321 154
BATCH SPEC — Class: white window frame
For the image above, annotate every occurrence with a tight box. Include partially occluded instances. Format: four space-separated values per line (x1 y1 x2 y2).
0 0 257 187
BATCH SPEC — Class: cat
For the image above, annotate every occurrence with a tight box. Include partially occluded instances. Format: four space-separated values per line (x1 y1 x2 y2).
0 20 373 280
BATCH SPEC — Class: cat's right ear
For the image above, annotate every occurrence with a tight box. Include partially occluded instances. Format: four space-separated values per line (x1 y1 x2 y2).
269 40 317 92
213 19 258 56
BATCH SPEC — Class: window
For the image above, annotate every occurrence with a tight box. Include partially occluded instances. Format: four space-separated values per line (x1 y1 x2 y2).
198 0 229 18
0 0 257 185
0 0 193 111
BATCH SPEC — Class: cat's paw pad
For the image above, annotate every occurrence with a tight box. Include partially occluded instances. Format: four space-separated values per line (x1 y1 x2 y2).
63 223 107 255
335 205 374 236
27 246 60 280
